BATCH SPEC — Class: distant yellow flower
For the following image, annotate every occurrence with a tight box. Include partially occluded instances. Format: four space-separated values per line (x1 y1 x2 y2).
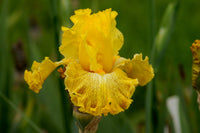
24 8 154 116
191 40 200 110
191 40 200 89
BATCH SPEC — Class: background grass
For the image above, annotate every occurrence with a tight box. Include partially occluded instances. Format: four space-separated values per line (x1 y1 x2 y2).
0 0 200 133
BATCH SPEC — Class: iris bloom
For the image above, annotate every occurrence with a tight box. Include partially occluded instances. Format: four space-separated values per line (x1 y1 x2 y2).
24 8 154 116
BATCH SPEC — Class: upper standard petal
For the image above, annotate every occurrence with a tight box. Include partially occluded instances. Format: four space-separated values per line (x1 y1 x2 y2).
60 9 123 73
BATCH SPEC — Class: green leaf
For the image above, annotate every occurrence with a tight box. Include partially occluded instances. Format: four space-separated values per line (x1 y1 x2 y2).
146 2 179 133
151 2 179 69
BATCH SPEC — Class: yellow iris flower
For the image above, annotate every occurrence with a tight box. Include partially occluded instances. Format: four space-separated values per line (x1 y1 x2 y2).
24 8 154 116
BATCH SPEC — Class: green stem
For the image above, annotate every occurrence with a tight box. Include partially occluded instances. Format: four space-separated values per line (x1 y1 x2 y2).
146 2 178 133
73 107 101 133
146 80 157 133
146 0 156 133
50 0 72 132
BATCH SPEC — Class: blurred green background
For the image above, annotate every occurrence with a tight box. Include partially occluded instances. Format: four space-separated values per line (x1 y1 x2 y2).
0 0 200 133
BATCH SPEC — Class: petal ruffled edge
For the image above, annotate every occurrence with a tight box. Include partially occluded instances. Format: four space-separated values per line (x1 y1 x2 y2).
116 53 154 86
64 61 138 116
70 8 92 24
24 57 69 93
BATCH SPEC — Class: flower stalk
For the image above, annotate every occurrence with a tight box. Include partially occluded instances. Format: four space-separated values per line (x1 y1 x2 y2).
73 107 101 133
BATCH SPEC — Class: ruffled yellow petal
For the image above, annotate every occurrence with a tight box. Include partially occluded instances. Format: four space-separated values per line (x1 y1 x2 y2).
60 8 123 73
118 54 154 86
191 40 200 91
24 57 69 93
70 8 92 24
64 61 138 116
